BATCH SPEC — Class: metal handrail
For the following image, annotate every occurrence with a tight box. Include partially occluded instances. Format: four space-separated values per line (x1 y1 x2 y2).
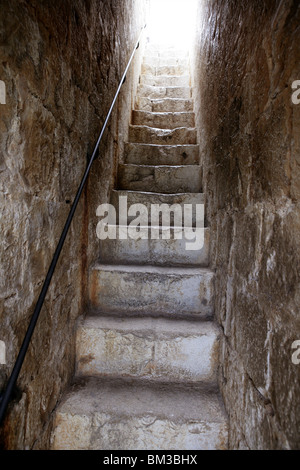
0 24 146 426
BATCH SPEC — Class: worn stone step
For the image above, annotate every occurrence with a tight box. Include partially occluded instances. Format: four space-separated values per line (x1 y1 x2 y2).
140 74 190 87
124 143 199 165
89 264 215 319
141 63 188 76
128 125 197 145
97 226 209 267
132 110 195 129
51 377 228 450
117 164 201 194
142 57 189 68
136 97 194 113
110 190 204 224
76 316 220 384
145 45 189 58
137 84 191 100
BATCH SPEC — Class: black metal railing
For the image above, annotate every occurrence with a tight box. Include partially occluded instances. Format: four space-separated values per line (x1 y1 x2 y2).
0 24 146 426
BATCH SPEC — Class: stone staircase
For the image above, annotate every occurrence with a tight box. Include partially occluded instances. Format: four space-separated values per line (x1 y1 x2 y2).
51 43 228 450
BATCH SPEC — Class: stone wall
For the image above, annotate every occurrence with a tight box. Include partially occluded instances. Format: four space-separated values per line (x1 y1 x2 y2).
192 0 300 449
0 0 147 449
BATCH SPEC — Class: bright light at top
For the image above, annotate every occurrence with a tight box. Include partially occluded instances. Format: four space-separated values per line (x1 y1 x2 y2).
147 0 198 49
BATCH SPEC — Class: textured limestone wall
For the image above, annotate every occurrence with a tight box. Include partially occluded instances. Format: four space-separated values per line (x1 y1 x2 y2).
0 0 147 449
192 0 300 449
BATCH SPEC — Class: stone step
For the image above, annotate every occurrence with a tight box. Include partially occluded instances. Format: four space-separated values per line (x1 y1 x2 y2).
142 56 190 68
88 264 215 319
124 143 199 165
97 226 209 267
136 97 194 113
76 316 220 384
140 74 190 87
132 110 195 129
141 63 188 76
137 84 191 100
128 125 197 145
51 377 228 450
145 45 189 58
110 190 204 223
157 51 190 59
117 164 202 193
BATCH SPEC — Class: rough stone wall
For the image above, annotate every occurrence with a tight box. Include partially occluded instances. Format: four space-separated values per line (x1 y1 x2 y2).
192 0 300 449
0 0 147 449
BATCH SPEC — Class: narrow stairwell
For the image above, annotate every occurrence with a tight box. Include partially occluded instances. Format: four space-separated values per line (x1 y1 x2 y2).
51 43 228 450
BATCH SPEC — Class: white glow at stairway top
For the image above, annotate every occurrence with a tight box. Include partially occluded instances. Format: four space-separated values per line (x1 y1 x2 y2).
147 0 198 48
